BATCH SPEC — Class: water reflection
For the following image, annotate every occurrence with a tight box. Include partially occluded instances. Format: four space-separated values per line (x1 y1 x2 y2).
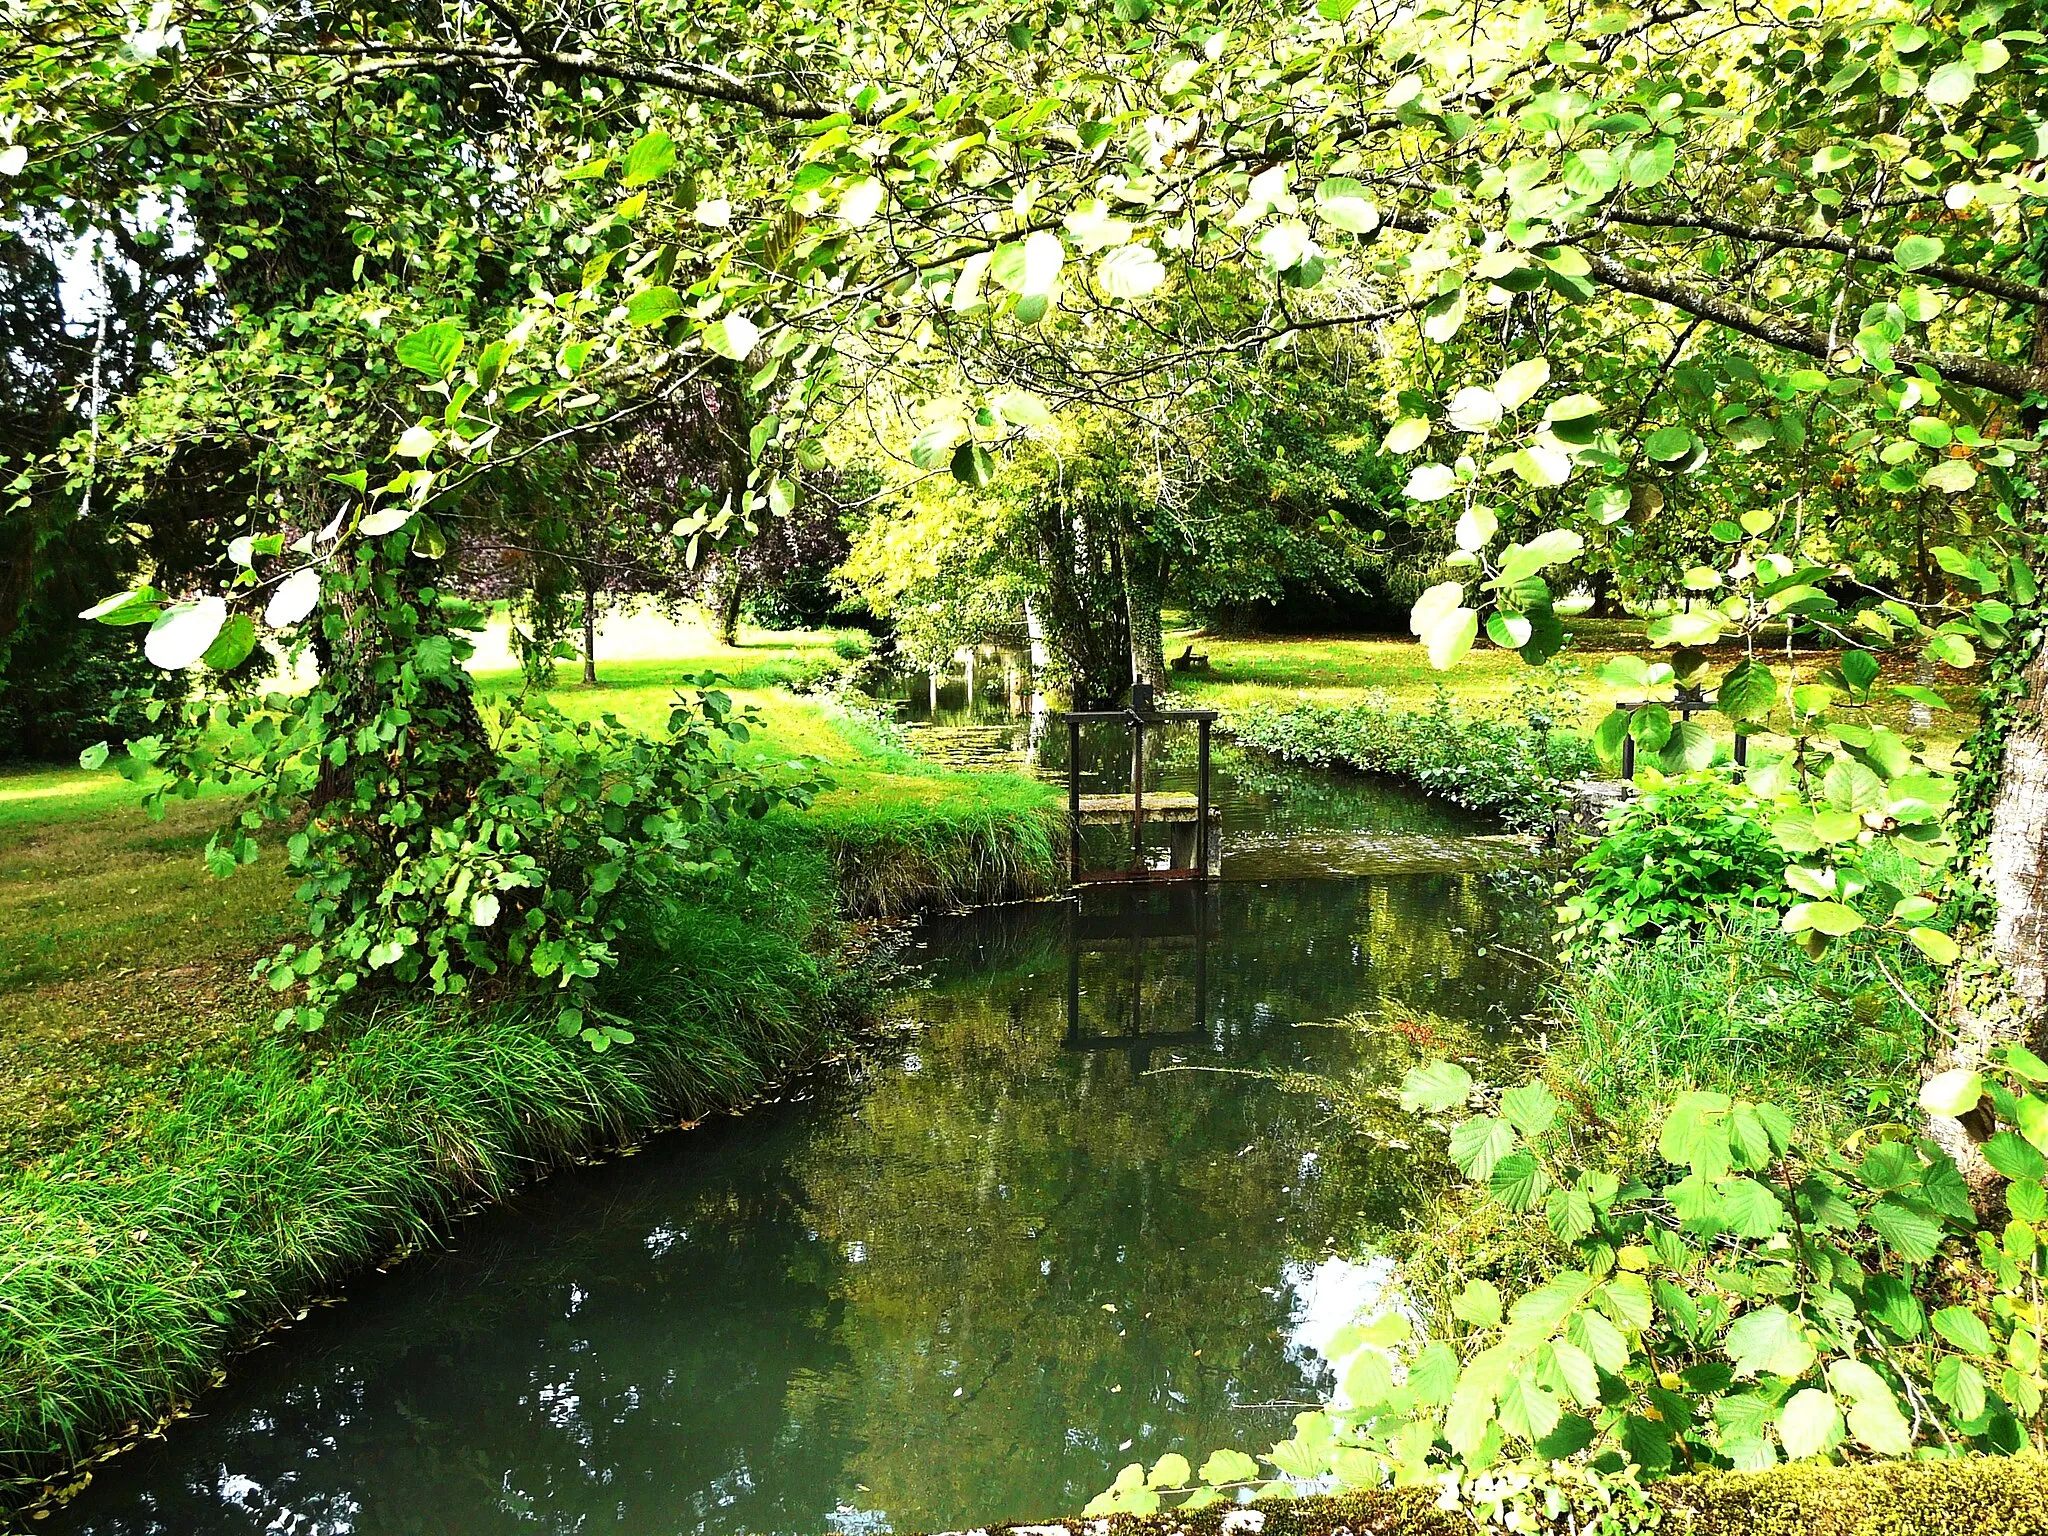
49 868 1547 1536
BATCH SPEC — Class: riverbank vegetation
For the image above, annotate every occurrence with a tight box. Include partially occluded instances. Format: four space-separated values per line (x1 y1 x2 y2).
4 0 2046 1527
0 673 1059 1504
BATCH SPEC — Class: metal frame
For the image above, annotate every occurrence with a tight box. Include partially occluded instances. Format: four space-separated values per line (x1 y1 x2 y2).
1062 694 1220 885
1617 685 1749 780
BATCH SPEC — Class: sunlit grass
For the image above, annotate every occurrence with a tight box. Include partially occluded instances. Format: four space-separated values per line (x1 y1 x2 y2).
1159 617 1976 755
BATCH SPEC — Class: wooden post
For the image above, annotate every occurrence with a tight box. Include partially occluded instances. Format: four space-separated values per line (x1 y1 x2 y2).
1131 717 1146 871
1068 716 1082 884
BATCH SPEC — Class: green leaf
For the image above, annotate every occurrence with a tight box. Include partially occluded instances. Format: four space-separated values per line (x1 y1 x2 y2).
1930 1307 1994 1355
1934 1357 1987 1423
1725 1305 1815 1379
1593 707 1631 767
201 612 257 671
1645 424 1693 461
1984 1132 2046 1180
1453 1278 1503 1329
1656 720 1716 773
1567 1307 1630 1373
79 586 162 627
1907 927 1961 965
1490 1149 1544 1210
1449 1116 1516 1180
1717 658 1778 722
1719 1177 1787 1238
1400 1060 1473 1112
1778 1388 1841 1459
621 130 677 187
1918 1069 1983 1117
951 442 997 489
1408 1341 1460 1404
1501 1082 1559 1136
1893 234 1946 271
1498 1373 1562 1444
1148 1452 1191 1489
1198 1449 1262 1485
1343 1347 1395 1407
1546 1187 1596 1242
627 286 683 326
1424 606 1479 670
395 319 464 379
1867 1199 1944 1263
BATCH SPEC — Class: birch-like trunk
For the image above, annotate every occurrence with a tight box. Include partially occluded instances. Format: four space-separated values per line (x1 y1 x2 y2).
1927 633 2048 1191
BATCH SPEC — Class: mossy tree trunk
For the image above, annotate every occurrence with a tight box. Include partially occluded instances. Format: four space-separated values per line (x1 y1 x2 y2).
1928 618 2048 1192
580 576 599 686
1121 531 1169 694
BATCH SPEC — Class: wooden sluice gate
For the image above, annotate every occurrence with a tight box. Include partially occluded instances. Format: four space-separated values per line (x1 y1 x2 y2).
1060 683 1222 885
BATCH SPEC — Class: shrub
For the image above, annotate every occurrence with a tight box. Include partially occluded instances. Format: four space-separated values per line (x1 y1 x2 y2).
1227 690 1589 830
1557 776 1788 950
1554 922 1932 1133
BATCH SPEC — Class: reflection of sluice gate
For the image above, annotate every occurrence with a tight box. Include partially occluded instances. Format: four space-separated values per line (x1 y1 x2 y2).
1063 886 1215 1072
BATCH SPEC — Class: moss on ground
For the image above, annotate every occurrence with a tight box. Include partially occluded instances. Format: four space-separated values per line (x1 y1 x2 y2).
947 1455 2048 1536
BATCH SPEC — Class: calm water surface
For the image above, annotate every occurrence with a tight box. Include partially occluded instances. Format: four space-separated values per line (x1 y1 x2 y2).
51 779 1547 1536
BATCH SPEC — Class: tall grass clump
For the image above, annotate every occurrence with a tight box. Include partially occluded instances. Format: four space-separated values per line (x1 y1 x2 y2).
0 865 851 1501
1551 921 1934 1146
791 709 1064 915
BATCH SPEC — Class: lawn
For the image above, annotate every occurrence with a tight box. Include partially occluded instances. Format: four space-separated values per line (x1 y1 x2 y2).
0 607 1046 1182
1155 616 1979 756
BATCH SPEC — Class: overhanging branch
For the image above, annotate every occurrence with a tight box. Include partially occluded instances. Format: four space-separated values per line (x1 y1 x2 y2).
1609 209 2048 310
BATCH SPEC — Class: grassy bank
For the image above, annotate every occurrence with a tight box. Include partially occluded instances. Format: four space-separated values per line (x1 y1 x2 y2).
1222 692 1596 829
0 668 1060 1509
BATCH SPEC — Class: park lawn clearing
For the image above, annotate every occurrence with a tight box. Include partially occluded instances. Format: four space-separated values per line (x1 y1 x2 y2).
1158 618 1978 755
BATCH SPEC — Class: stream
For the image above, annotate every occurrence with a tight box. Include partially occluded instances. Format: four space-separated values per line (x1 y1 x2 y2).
46 658 1552 1536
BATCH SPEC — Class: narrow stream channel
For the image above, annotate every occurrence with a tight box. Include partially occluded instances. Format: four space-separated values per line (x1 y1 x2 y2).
46 680 1552 1535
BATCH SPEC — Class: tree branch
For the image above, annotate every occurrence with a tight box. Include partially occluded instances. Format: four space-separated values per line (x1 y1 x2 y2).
276 38 837 121
1581 251 2047 403
1610 209 2048 310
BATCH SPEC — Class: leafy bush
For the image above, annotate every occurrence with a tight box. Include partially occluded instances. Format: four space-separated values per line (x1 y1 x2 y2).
1091 1048 2048 1522
116 661 818 1043
1228 690 1591 829
1557 777 1788 949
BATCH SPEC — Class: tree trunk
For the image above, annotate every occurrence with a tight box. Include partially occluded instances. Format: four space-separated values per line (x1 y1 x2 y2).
1927 626 2048 1192
1121 533 1169 693
716 563 745 648
1585 571 1626 620
581 578 598 686
1023 596 1050 676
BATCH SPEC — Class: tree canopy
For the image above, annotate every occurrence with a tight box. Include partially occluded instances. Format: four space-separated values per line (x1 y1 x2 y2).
4 0 2042 1026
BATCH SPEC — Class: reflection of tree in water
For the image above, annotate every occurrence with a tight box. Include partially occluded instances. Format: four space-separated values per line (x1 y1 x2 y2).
50 871 1549 1536
51 1144 867 1536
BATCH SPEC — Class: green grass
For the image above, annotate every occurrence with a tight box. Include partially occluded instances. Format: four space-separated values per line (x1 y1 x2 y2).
0 874 846 1502
1156 617 1977 758
0 648 1060 1509
1548 920 1936 1147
